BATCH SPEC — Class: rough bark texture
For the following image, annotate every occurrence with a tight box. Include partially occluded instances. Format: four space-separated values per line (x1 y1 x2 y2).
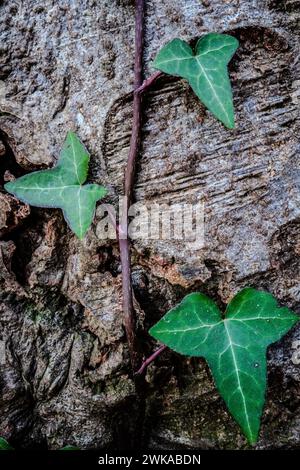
0 0 300 449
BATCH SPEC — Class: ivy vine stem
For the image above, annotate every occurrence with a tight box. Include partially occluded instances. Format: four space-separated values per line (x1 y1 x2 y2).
135 344 167 375
135 71 163 95
119 0 145 370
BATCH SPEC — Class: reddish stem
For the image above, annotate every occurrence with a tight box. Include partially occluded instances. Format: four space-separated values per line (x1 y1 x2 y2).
119 0 145 370
135 71 163 95
135 345 167 375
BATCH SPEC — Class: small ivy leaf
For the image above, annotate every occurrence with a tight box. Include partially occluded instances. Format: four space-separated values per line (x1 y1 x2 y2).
0 437 14 450
5 132 107 239
153 33 239 129
149 288 299 444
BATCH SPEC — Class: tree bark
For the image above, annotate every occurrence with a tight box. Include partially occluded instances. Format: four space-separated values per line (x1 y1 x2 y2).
0 0 300 449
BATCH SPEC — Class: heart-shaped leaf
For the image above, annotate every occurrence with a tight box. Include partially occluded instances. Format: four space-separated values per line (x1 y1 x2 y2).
5 132 107 239
149 288 299 444
153 33 239 128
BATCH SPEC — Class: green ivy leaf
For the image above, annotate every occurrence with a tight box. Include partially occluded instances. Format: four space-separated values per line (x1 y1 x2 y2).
153 33 239 129
0 437 14 450
5 132 107 239
149 288 299 444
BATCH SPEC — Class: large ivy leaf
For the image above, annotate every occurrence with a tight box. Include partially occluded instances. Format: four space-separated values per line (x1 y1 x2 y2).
5 132 107 239
153 33 239 128
149 288 299 444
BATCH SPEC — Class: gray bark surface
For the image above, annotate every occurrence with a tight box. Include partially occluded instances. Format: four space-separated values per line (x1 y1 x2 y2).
0 0 300 449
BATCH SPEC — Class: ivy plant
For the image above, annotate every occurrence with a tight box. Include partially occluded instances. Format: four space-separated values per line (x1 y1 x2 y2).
149 288 299 444
153 33 239 128
4 131 107 239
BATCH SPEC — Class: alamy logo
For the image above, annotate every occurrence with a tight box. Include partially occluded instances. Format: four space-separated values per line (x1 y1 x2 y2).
96 197 205 251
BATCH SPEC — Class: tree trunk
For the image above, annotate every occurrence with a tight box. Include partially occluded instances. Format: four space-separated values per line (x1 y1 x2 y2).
0 0 300 449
